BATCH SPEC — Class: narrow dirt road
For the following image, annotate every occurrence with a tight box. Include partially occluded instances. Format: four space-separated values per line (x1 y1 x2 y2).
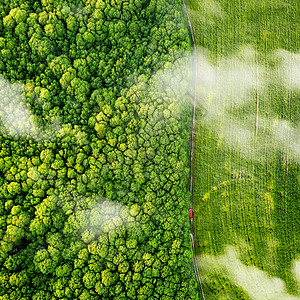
181 1 206 299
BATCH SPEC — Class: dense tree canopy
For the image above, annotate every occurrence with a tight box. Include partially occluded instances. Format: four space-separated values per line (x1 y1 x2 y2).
0 0 198 298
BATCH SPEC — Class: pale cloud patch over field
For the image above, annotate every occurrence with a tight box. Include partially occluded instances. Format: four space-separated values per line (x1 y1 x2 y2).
196 46 264 158
198 246 300 300
196 46 300 162
276 50 300 90
269 119 300 158
292 258 300 284
197 46 263 116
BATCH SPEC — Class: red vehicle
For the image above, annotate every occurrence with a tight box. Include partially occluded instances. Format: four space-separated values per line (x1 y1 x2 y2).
189 208 193 218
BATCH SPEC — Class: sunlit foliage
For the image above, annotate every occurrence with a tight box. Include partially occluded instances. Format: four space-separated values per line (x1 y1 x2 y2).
0 0 199 298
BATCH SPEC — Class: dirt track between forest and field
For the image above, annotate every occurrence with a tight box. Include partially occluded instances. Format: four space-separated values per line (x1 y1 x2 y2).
180 0 206 299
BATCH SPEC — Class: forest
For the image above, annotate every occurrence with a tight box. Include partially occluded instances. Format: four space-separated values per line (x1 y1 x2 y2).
0 0 200 299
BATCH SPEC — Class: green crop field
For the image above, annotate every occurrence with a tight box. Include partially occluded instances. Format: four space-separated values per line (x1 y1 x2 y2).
187 0 300 299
